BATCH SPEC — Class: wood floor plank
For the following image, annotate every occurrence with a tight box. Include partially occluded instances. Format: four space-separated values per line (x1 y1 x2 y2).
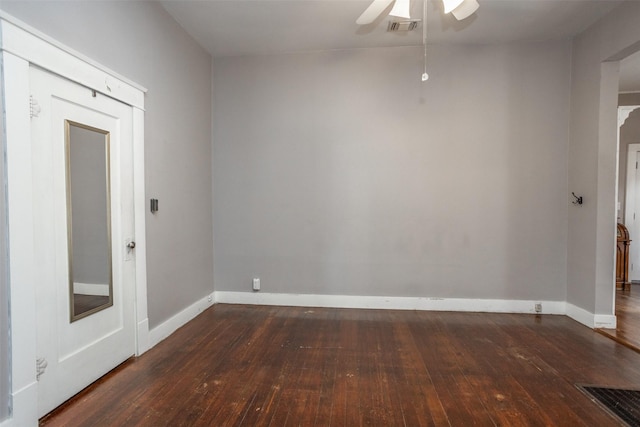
432 373 495 427
40 304 640 427
390 319 439 427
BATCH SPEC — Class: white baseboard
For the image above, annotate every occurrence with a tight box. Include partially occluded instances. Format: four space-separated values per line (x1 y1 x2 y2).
141 293 615 361
216 292 619 330
566 303 617 329
594 314 617 329
73 282 109 296
214 291 567 315
0 380 38 427
136 317 150 356
148 293 214 349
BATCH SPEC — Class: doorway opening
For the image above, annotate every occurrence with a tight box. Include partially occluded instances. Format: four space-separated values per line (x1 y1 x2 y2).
601 49 640 350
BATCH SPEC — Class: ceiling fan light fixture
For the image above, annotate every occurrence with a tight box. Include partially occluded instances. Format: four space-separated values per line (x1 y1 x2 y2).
451 0 479 20
387 20 420 32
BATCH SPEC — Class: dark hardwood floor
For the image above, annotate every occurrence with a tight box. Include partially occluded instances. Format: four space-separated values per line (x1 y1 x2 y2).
40 304 640 426
598 283 640 352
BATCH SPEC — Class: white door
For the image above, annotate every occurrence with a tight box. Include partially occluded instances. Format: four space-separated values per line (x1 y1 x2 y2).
625 144 640 281
30 66 136 417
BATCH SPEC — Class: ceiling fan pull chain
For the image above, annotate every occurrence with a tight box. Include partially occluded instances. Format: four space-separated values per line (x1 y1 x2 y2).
422 0 429 81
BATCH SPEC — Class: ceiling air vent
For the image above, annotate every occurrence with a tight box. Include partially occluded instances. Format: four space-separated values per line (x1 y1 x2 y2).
387 20 420 32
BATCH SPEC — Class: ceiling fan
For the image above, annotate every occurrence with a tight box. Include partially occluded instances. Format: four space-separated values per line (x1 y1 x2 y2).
356 0 479 25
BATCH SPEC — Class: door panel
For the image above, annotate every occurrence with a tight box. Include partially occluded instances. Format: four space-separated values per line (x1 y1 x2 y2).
30 66 136 417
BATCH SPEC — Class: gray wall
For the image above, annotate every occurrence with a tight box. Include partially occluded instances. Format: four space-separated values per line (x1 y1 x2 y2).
0 0 214 328
621 93 640 105
567 2 640 314
567 1 640 314
0 59 9 421
213 42 571 301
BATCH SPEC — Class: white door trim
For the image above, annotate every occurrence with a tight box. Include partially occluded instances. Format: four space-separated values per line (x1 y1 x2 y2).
0 13 145 109
620 106 640 286
0 14 148 427
624 143 640 281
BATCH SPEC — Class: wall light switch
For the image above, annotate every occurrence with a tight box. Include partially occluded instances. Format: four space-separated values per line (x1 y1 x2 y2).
150 198 159 214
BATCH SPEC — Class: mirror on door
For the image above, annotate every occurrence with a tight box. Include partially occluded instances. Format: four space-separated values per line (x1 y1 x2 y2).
66 121 113 322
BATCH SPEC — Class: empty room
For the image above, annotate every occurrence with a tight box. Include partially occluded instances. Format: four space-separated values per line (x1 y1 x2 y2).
2 0 640 425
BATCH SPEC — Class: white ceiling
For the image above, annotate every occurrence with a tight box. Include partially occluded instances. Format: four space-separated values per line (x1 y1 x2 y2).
161 0 640 92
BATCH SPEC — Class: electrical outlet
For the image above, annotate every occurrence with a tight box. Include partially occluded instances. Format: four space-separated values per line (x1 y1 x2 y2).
207 295 212 303
534 303 542 313
253 278 260 291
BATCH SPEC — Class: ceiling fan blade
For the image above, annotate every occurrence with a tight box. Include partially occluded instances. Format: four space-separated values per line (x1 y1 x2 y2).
389 0 411 19
442 0 464 14
451 0 479 20
356 0 396 25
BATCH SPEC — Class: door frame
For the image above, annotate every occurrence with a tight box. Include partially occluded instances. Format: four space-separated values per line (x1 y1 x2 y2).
624 140 640 281
0 14 149 427
618 106 640 291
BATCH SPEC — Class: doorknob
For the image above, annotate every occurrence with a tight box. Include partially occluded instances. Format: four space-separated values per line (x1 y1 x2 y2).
125 239 135 261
